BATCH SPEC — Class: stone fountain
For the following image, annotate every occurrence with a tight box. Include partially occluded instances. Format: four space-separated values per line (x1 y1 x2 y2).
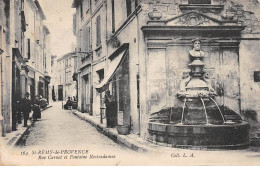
148 39 250 149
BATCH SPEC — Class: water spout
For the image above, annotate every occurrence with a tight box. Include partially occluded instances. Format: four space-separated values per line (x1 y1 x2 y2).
200 98 209 125
180 98 187 124
209 97 226 123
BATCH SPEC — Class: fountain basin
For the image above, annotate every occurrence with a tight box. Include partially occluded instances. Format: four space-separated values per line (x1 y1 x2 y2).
148 121 250 149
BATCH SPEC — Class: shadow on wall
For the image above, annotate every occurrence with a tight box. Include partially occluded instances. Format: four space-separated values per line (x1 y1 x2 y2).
241 109 259 138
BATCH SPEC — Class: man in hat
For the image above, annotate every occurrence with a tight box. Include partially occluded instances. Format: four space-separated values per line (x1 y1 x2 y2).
21 92 32 127
104 90 117 128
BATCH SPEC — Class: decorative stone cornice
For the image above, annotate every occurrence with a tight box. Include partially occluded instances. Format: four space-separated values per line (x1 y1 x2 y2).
147 11 239 26
141 25 245 34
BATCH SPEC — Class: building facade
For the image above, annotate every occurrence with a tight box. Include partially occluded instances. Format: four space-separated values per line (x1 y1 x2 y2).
0 0 51 136
24 0 51 104
0 0 11 135
56 52 77 101
73 0 260 143
50 55 58 101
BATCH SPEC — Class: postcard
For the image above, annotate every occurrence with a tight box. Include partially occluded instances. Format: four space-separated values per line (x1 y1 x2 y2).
0 0 260 166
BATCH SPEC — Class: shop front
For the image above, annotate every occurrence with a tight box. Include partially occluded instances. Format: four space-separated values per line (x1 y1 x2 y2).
58 85 63 101
12 48 29 131
79 61 92 113
96 44 131 129
27 66 35 101
38 76 50 102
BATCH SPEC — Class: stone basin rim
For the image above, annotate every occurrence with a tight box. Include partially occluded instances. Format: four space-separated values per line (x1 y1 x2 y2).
148 121 249 127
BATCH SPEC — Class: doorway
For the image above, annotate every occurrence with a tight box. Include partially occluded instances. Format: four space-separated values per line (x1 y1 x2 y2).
83 74 90 113
58 85 63 101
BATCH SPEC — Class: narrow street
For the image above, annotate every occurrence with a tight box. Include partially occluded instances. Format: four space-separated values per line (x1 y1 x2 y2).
6 103 260 166
1 0 260 166
16 102 135 154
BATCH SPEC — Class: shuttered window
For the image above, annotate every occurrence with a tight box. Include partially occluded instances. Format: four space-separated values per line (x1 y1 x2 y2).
86 26 91 51
80 3 83 18
126 0 131 17
111 0 115 33
44 56 46 69
27 39 30 60
96 15 101 47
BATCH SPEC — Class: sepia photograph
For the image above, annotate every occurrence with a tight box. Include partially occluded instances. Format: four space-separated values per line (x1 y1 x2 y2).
0 0 260 166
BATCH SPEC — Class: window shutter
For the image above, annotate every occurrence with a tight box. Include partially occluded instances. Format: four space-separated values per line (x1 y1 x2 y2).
88 26 91 51
85 28 88 52
80 3 83 18
96 15 101 46
86 26 91 51
126 0 131 17
27 39 30 60
45 57 46 69
112 0 115 33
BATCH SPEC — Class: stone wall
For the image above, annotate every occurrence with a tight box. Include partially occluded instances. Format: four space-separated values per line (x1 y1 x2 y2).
230 0 260 138
221 0 260 33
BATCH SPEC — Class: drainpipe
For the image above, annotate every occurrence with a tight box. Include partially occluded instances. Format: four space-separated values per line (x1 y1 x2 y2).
237 47 242 115
90 0 93 115
0 50 4 136
136 3 141 135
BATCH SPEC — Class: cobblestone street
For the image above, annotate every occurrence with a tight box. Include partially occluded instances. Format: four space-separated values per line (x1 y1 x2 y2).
16 102 135 155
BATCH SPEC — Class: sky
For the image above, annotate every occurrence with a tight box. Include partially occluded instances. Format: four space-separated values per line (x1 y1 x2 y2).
38 0 76 58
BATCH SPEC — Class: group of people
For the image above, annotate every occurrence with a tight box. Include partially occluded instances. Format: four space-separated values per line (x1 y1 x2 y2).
13 92 43 128
64 96 77 110
62 91 117 128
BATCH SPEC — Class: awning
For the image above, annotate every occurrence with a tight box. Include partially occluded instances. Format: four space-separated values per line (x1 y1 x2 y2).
95 44 129 93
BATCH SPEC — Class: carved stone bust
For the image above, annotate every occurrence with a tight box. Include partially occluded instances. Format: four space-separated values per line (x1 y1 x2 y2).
189 38 205 59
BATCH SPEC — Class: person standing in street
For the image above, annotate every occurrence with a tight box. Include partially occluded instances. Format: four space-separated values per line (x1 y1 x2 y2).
12 96 22 130
104 90 117 128
38 95 42 119
21 92 32 127
16 97 22 124
33 95 41 121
